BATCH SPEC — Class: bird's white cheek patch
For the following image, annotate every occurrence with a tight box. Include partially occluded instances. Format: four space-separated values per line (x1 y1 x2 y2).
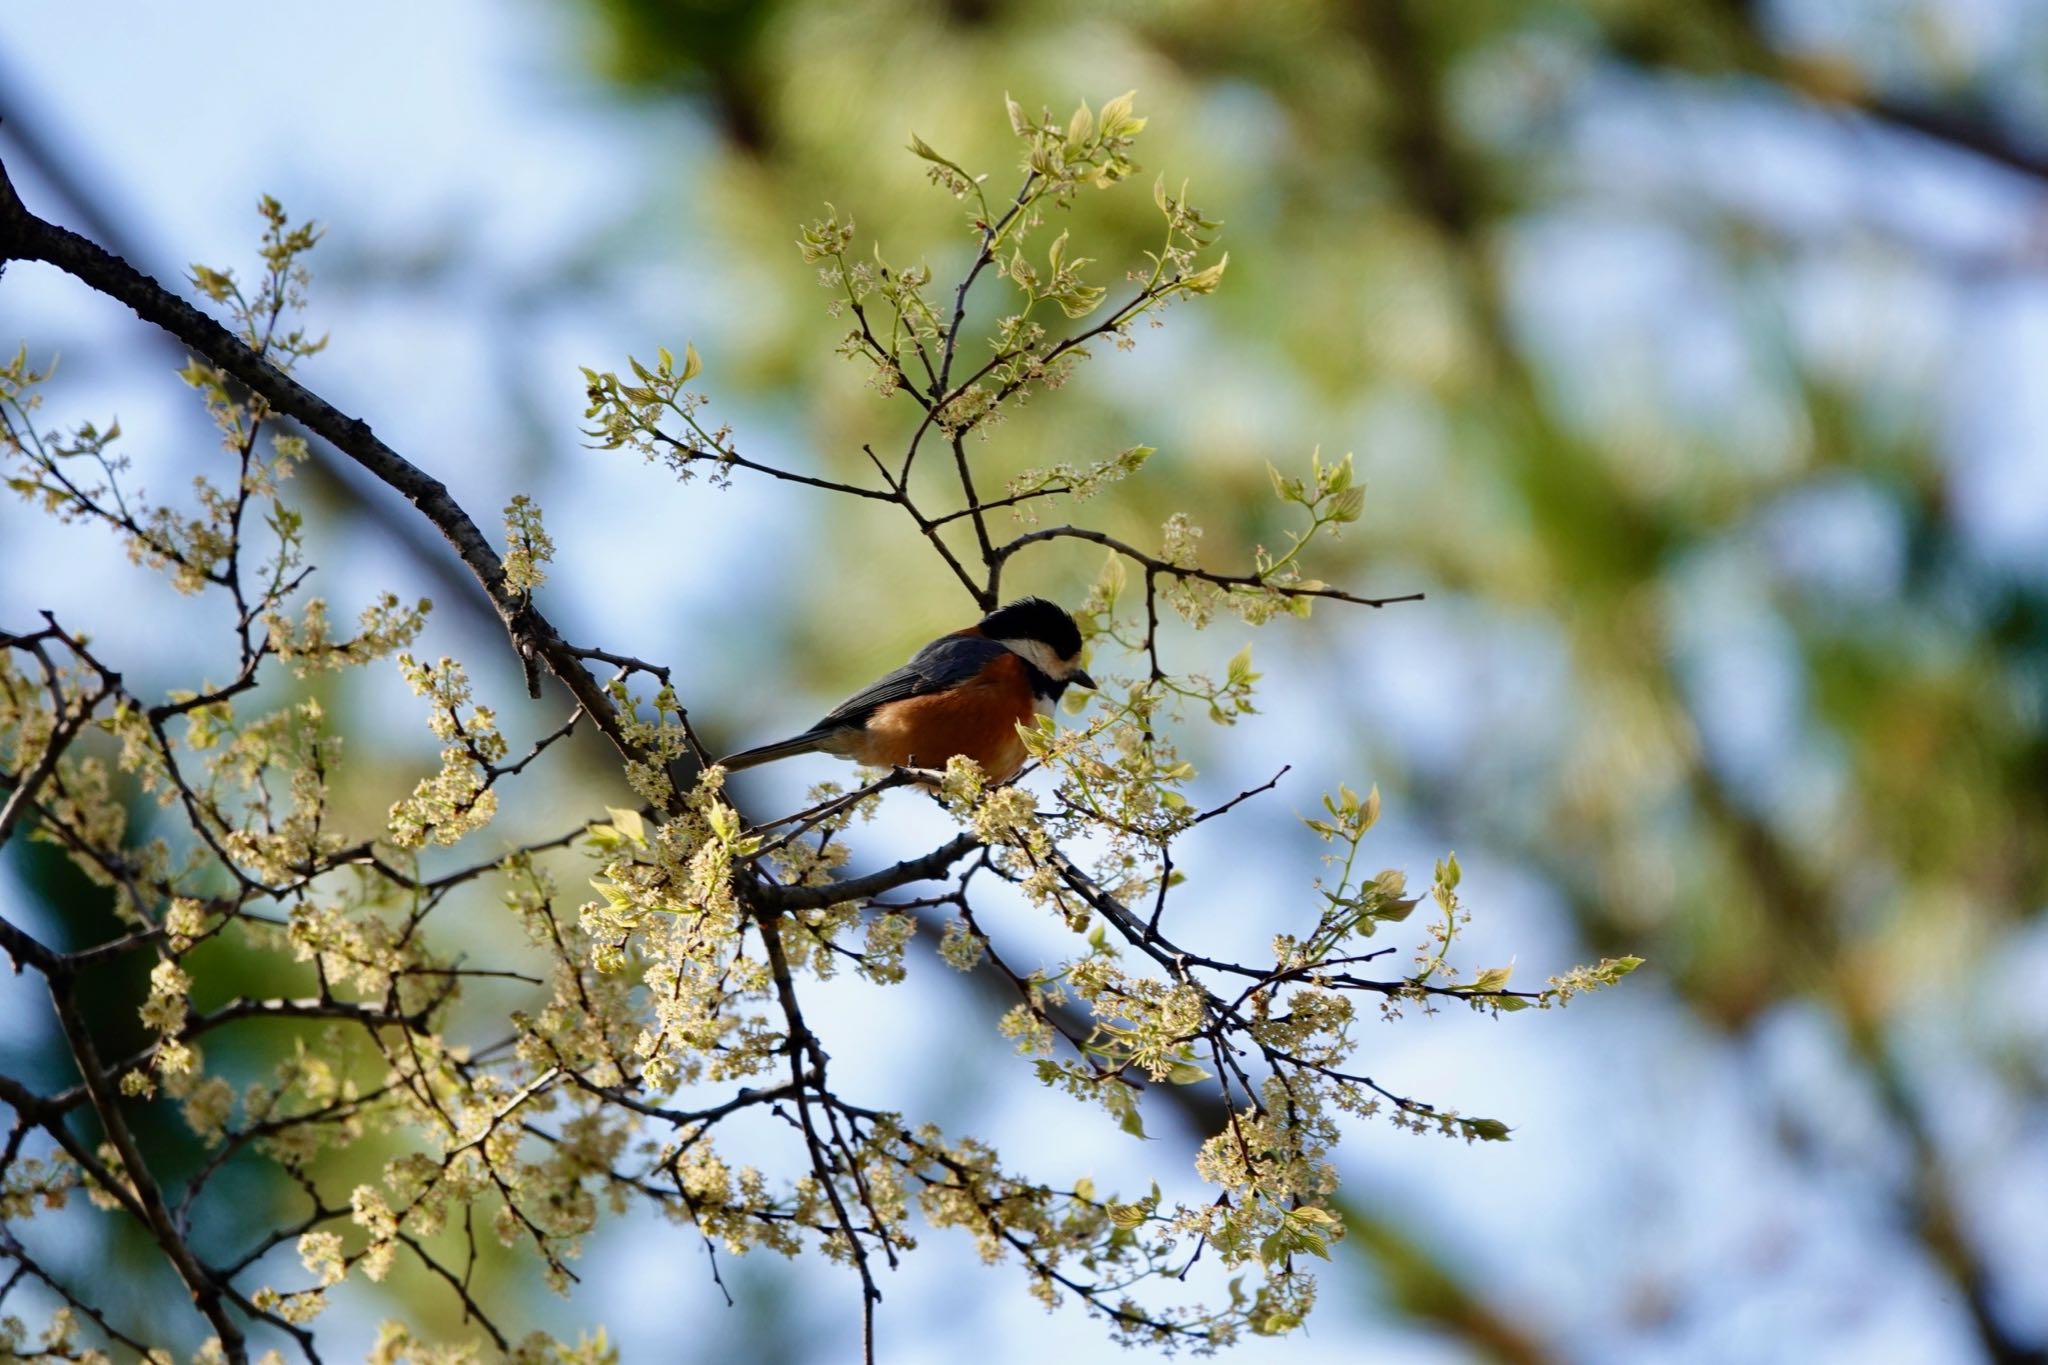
1000 637 1066 678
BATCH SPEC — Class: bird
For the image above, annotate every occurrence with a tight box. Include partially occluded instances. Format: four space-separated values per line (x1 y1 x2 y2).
717 597 1097 782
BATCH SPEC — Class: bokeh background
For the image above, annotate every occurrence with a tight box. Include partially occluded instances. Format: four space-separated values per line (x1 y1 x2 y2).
4 2 2046 1361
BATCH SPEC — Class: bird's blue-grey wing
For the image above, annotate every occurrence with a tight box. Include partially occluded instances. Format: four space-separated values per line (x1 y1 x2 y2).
809 634 1007 733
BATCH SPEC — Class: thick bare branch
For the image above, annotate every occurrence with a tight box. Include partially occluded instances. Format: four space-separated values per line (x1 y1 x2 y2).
0 156 652 777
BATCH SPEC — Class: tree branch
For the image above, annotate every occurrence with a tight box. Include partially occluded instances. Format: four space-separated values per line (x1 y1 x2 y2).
763 833 981 911
0 156 655 781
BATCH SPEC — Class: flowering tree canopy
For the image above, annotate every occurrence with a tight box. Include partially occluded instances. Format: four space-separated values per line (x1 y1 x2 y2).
0 96 1635 1363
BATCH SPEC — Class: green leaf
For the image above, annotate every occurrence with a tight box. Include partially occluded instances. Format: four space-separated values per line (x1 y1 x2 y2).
1257 1310 1303 1335
1266 462 1306 504
680 341 703 385
1107 1201 1150 1229
1595 955 1645 984
1183 253 1229 294
1067 100 1094 150
1052 283 1107 319
1465 1117 1511 1142
1117 1102 1149 1140
1468 963 1514 993
605 806 646 847
1093 555 1128 615
1099 90 1138 135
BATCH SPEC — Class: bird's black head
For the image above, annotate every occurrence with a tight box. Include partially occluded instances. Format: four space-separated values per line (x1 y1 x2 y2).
978 597 1095 691
979 597 1081 659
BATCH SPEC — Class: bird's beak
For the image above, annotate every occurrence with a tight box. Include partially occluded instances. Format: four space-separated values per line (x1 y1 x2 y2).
1072 668 1098 691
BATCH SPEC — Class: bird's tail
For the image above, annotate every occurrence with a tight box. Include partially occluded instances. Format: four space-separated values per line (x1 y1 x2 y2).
715 732 830 772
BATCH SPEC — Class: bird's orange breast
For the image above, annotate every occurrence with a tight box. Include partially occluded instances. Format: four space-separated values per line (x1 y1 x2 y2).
850 650 1035 779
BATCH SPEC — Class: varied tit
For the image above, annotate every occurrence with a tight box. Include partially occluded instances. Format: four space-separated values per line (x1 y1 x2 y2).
718 597 1097 783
